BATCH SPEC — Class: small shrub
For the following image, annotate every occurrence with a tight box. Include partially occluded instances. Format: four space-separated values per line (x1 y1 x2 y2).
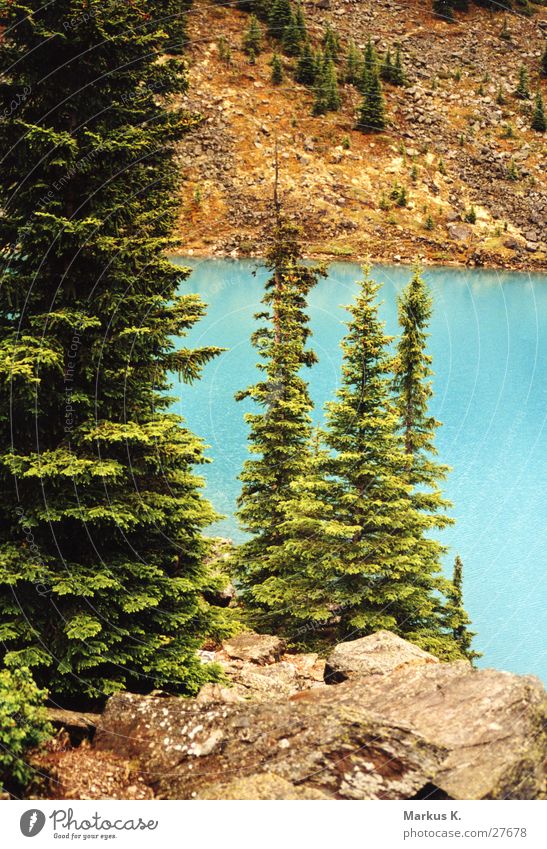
464 206 477 225
424 214 435 231
507 160 519 181
0 667 52 792
341 135 351 150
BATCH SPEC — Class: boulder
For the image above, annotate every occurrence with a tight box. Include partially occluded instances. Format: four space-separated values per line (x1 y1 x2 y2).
324 630 439 683
222 632 286 665
46 708 100 744
94 658 546 800
95 690 445 800
197 773 330 800
447 222 475 243
315 662 546 800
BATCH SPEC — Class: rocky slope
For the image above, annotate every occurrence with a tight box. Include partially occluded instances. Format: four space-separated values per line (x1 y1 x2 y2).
32 631 546 800
175 0 546 269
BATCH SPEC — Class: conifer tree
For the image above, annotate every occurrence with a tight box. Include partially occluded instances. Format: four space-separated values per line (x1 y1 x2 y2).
295 39 317 86
322 23 340 61
243 14 263 58
319 269 454 648
282 11 302 57
360 37 377 89
345 41 362 86
442 556 480 661
271 52 284 84
154 0 192 55
232 220 325 628
314 58 341 114
294 2 307 41
433 0 454 21
0 0 232 701
380 48 394 84
357 58 386 132
531 91 546 132
515 64 530 99
268 0 292 40
392 47 406 86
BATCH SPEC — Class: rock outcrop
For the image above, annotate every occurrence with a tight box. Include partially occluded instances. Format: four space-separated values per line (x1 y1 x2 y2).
324 630 439 683
90 633 546 800
37 632 546 801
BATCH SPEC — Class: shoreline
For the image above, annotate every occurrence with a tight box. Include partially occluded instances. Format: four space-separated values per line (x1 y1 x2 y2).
172 248 547 275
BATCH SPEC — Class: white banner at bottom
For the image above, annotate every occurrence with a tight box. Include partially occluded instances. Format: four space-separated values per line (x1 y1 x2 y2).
1 799 545 849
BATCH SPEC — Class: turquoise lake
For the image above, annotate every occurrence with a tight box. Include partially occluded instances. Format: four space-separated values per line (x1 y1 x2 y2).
172 257 546 681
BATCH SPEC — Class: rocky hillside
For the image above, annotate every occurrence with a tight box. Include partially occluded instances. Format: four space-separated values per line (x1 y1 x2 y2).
176 0 546 269
32 632 546 800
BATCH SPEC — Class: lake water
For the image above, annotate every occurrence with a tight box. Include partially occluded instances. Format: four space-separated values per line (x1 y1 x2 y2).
172 257 546 682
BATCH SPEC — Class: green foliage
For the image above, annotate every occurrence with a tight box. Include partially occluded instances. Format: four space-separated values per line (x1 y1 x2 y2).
531 91 546 132
499 17 512 41
271 52 284 85
380 46 405 86
232 221 325 630
243 15 263 58
295 39 316 85
0 667 52 791
313 57 341 115
464 206 477 224
282 11 302 56
507 159 519 181
515 65 530 99
344 41 362 86
154 0 192 55
356 52 386 132
424 214 435 230
268 0 292 39
0 0 233 701
433 0 455 22
218 36 232 65
390 183 408 207
322 23 340 61
441 557 481 661
496 85 506 105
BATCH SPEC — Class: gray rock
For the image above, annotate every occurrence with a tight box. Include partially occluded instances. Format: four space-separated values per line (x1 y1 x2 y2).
222 632 286 665
197 773 331 800
325 630 439 683
447 222 475 243
95 688 445 800
95 653 546 800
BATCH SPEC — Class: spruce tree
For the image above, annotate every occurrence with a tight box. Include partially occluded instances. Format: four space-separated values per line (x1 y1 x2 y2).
433 0 454 21
320 269 453 648
322 23 340 61
314 58 341 114
295 39 317 86
357 58 386 132
393 47 406 86
294 2 307 41
268 0 292 40
360 37 377 90
243 14 263 58
232 221 325 629
380 47 394 84
271 52 284 85
515 65 530 99
531 91 546 132
0 0 232 701
442 556 480 661
282 12 302 57
345 41 362 86
154 0 192 55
